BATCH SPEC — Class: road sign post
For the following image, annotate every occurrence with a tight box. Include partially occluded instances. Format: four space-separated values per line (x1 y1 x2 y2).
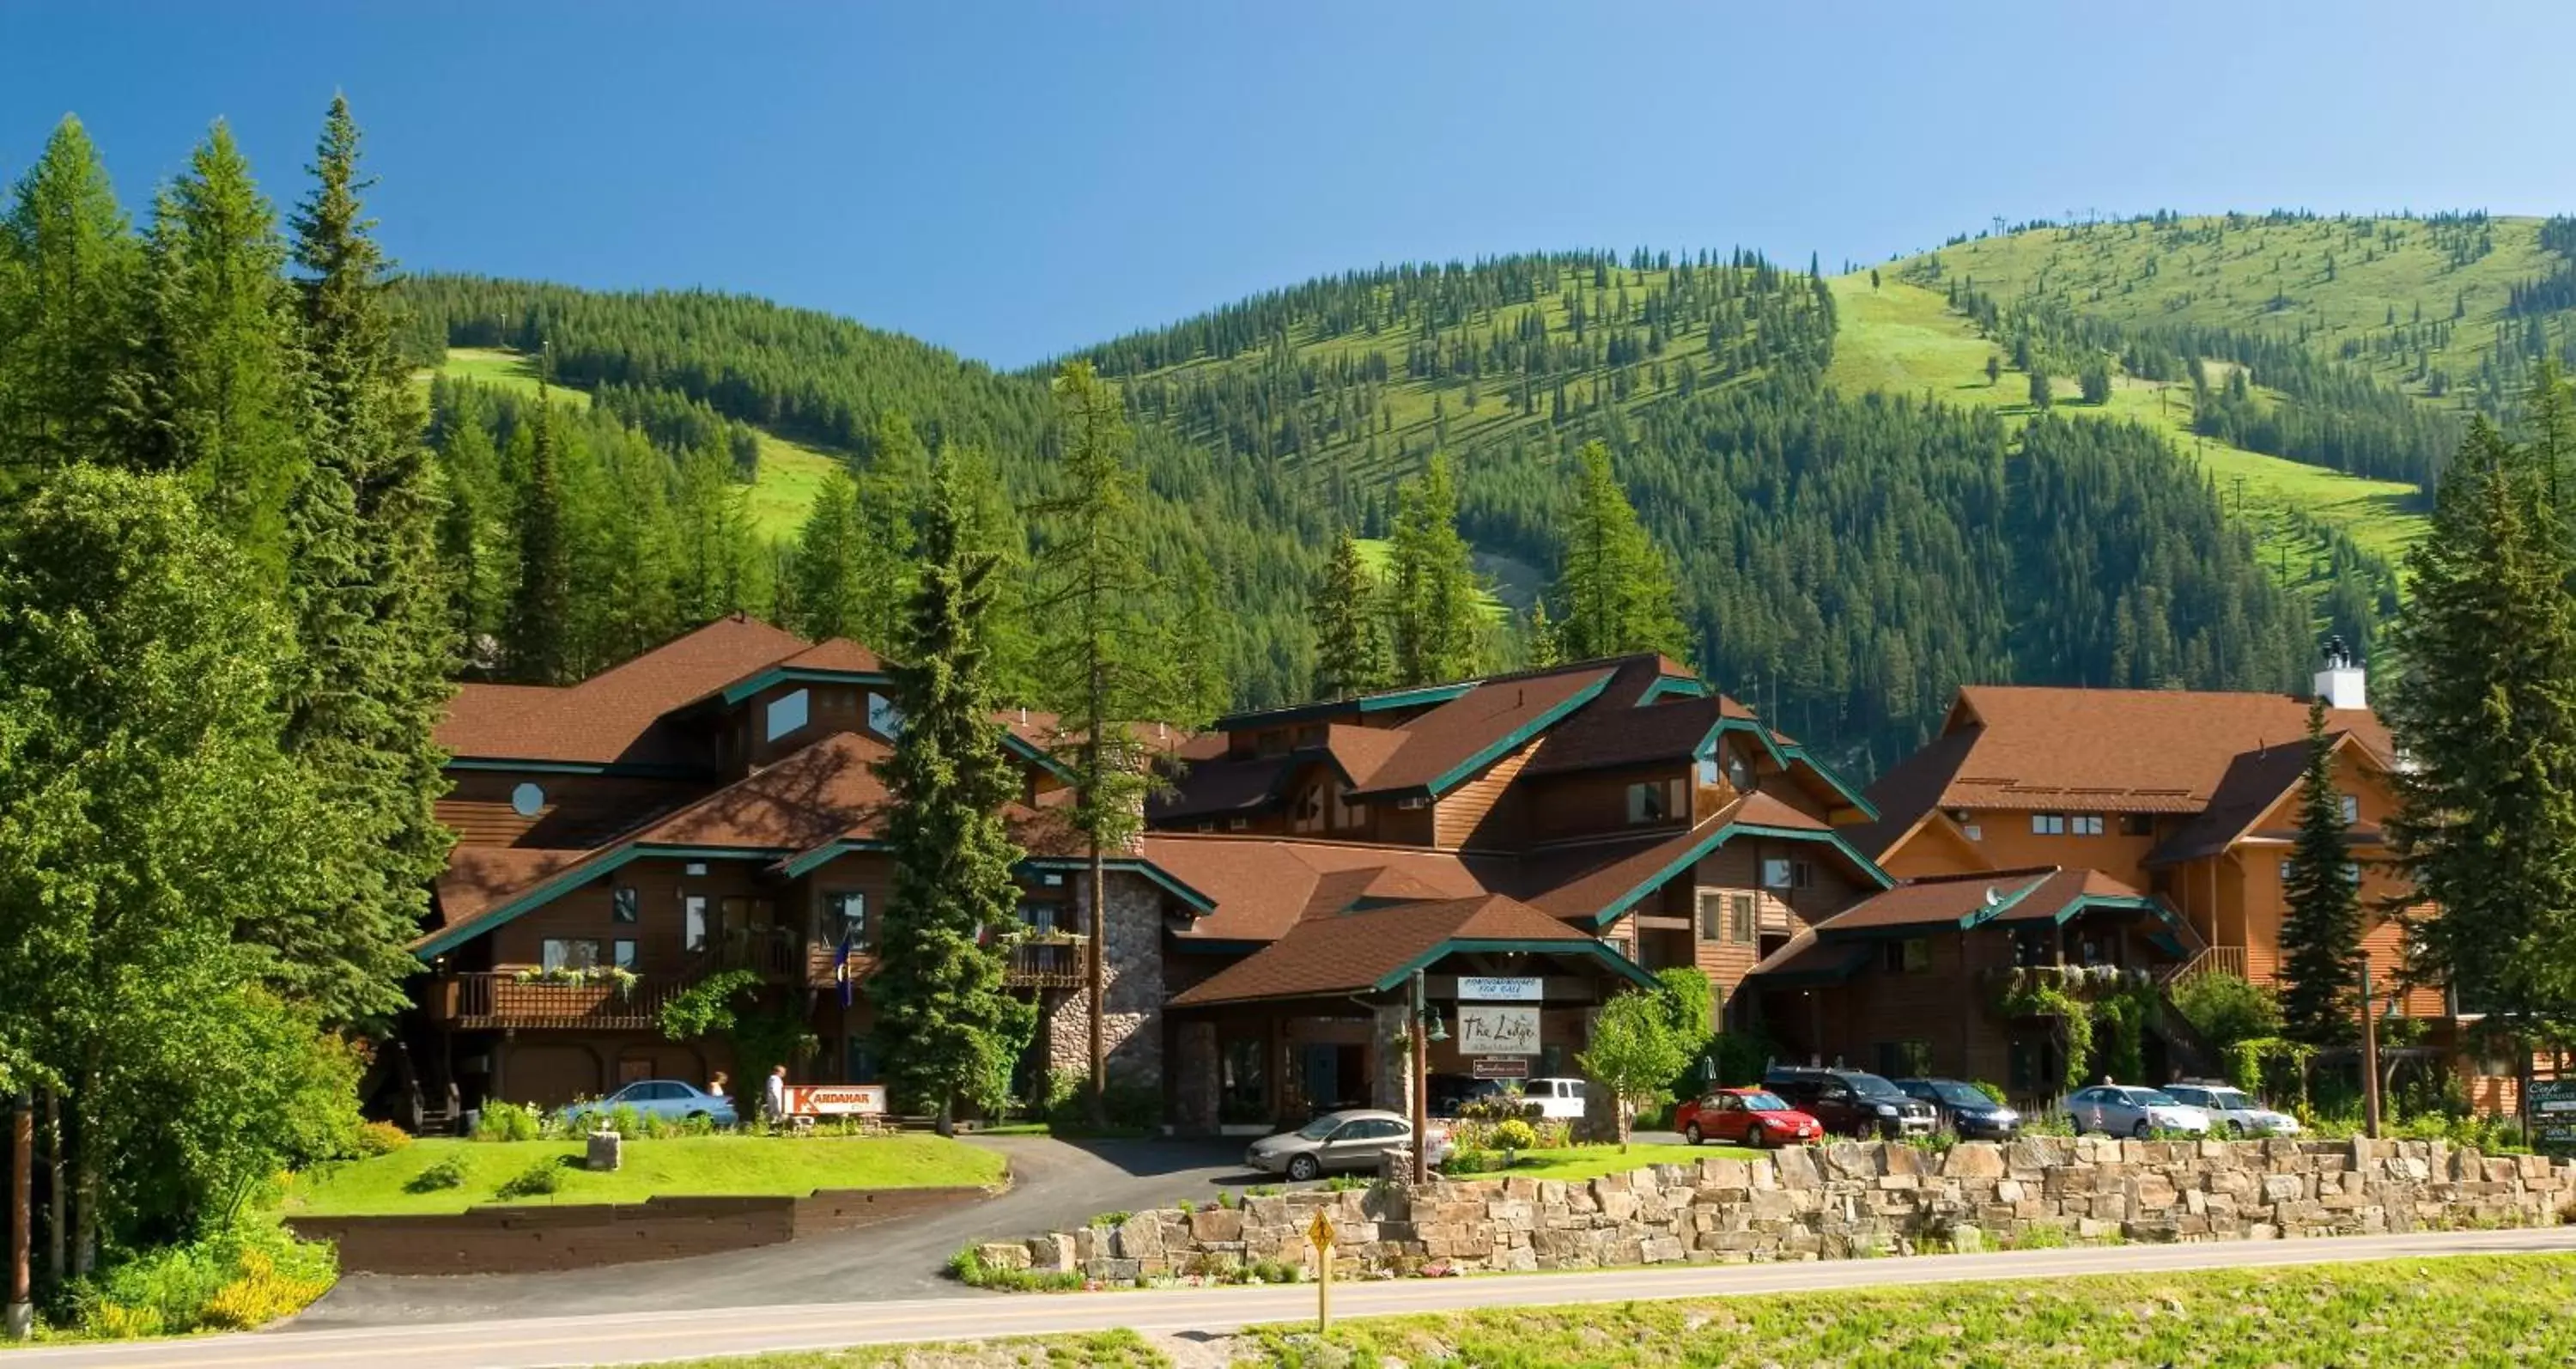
1307 1209 1335 1330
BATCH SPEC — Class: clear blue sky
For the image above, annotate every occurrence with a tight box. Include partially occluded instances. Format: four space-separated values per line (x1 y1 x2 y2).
5 2 2572 368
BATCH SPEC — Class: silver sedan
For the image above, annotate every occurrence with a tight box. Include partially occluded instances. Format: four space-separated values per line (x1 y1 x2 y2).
1244 1109 1452 1181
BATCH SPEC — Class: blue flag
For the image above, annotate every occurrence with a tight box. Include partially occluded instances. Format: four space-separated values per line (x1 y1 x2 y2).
835 934 855 1007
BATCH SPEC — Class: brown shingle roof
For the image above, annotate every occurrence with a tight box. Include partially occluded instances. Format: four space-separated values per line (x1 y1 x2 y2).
1346 666 1616 797
438 617 813 765
1788 867 2156 940
431 847 586 932
1510 791 1843 923
1168 893 1602 1007
1139 835 1498 944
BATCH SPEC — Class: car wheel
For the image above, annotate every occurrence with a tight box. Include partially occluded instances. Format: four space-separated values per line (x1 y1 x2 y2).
1287 1153 1321 1183
1748 1126 1770 1149
2131 1119 2151 1139
1683 1123 1703 1146
686 1111 707 1122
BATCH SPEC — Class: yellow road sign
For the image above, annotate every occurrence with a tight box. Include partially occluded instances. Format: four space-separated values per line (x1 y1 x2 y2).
1306 1209 1335 1252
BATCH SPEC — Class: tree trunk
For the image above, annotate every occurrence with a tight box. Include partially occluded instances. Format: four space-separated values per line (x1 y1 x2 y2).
1087 835 1108 1128
41 1094 60 1292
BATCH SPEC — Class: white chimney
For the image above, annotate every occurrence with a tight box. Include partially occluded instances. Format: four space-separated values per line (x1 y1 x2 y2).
2313 635 2366 711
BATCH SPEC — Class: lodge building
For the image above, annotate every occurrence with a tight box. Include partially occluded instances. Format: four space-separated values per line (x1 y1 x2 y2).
401 621 2496 1127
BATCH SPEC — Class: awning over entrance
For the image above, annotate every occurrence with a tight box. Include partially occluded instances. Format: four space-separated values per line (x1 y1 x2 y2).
1168 893 1656 1008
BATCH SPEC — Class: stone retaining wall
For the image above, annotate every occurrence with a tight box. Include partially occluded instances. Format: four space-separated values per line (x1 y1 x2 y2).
981 1137 2576 1282
293 1184 989 1275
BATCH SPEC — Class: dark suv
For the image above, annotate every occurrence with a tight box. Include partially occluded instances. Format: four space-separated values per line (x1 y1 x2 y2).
1763 1067 1936 1139
1893 1077 2021 1140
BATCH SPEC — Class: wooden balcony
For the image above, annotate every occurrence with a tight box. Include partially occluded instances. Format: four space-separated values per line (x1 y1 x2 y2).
1005 941 1085 989
2158 946 2249 991
428 972 690 1031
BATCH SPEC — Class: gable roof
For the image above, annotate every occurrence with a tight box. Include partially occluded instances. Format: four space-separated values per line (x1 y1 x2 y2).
1856 684 2392 862
1746 866 2179 984
1138 834 1500 944
1167 893 1652 1007
1510 791 1893 927
1346 666 1616 799
439 616 813 766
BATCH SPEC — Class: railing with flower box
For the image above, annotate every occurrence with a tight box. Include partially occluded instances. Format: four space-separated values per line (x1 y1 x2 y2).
432 969 687 1031
1005 937 1086 989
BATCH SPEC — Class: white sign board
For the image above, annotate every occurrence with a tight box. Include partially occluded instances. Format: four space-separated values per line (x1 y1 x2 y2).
1456 1005 1541 1056
1457 976 1542 1002
781 1084 887 1116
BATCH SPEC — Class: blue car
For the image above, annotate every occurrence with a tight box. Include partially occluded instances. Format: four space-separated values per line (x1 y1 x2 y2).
561 1079 738 1129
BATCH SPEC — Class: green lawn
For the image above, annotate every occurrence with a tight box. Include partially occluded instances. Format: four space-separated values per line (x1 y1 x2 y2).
428 345 593 409
1828 273 2427 592
280 1135 1005 1217
1469 1141 1760 1182
1348 537 1532 619
659 1253 2576 1366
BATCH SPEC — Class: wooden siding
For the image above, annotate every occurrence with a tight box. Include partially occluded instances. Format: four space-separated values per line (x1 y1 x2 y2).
438 770 704 849
1525 763 1692 845
1434 739 1537 849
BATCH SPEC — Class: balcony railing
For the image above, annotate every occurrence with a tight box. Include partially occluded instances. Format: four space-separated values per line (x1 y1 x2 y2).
2157 946 2249 992
432 971 690 1031
1006 940 1085 989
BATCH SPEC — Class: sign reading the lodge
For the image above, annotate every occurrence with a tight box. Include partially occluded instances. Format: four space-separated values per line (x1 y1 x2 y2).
1457 1005 1541 1056
1457 977 1543 1002
781 1084 888 1116
1470 1056 1531 1080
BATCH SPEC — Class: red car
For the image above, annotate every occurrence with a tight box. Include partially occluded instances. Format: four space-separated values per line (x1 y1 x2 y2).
1675 1087 1825 1147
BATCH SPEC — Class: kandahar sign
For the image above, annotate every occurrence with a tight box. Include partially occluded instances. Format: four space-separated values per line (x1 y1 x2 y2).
1457 976 1542 1001
2531 1077 2576 1153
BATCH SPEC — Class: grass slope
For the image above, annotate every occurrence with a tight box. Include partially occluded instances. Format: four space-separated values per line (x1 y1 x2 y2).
281 1135 1004 1217
425 347 842 541
1828 273 2426 592
677 1253 2576 1367
1890 212 2555 405
1347 537 1540 618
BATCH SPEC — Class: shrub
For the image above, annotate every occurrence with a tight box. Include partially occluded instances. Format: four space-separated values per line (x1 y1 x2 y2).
947 1244 1084 1292
1040 1068 1163 1135
494 1155 568 1200
608 1103 647 1138
471 1101 542 1143
349 1120 410 1157
1969 1080 2008 1106
1491 1118 1539 1154
405 1153 468 1194
2172 972 2283 1052
1439 1147 1501 1176
1087 1210 1131 1228
74 1217 336 1336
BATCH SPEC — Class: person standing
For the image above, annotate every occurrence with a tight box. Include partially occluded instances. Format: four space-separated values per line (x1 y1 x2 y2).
764 1064 789 1129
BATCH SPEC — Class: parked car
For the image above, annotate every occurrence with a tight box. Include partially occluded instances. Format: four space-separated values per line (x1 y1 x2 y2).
2163 1081 2302 1135
2064 1084 2211 1137
1515 1077 1589 1121
1893 1078 2022 1140
1763 1067 1937 1139
560 1079 738 1129
1674 1087 1824 1147
1244 1109 1454 1181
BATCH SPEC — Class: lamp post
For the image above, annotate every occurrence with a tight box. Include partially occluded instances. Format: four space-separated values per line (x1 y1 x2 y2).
1409 970 1447 1187
2360 959 2382 1140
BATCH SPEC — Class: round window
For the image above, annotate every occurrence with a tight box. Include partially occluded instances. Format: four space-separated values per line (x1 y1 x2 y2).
510 782 546 818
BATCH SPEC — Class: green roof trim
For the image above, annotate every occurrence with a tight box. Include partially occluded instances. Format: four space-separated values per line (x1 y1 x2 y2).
443 757 708 779
1777 739 1879 820
715 665 896 706
414 843 787 961
775 837 896 879
1635 677 1710 705
1018 856 1217 915
1211 681 1476 732
1756 942 1875 989
1701 718 1877 822
1405 673 1613 799
1373 937 1661 994
999 731 1078 784
1947 877 2051 930
1585 818 1896 929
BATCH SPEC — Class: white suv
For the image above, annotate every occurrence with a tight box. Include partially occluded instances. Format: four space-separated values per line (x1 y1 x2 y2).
2164 1081 2301 1135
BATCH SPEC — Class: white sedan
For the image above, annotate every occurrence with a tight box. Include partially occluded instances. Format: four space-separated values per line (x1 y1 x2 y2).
2164 1082 2301 1135
2064 1085 2211 1137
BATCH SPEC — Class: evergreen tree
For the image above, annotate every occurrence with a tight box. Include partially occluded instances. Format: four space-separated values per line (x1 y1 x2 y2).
278 95 451 1030
503 387 572 683
1310 529 1390 699
871 460 1035 1135
1388 452 1486 684
2279 699 2363 1045
429 381 507 666
118 121 305 577
2078 362 2113 405
1555 440 1689 662
673 442 757 619
1985 353 2002 386
0 115 137 479
1029 361 1194 1114
788 468 866 641
2384 415 2576 1098
2027 368 2054 409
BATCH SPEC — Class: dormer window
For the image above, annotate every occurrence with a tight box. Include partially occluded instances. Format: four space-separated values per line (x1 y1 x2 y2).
1696 755 1720 787
766 688 811 742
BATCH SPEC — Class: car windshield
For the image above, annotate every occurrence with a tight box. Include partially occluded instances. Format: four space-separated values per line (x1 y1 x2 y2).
1295 1115 1345 1141
2136 1090 2184 1108
1844 1074 1906 1099
2201 1088 2256 1110
1927 1082 1993 1107
1737 1092 1792 1112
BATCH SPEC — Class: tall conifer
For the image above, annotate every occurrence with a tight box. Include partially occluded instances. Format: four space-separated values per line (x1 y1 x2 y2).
1387 453 1486 685
0 115 137 478
504 388 571 683
1556 440 1688 663
2279 699 2363 1045
1311 529 1390 699
788 468 866 641
872 460 1035 1135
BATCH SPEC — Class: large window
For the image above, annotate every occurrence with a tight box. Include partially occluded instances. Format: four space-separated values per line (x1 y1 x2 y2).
541 938 606 971
824 891 868 949
1625 779 1682 824
684 895 710 952
2031 812 2067 836
2070 814 2105 836
765 688 811 742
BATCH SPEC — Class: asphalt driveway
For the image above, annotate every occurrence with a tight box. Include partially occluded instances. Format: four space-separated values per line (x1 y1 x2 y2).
291 1135 1288 1329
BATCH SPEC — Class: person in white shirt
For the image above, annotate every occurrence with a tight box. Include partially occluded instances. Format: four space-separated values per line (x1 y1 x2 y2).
764 1064 788 1128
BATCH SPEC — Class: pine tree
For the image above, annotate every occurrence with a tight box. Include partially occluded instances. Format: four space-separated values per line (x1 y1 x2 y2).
1556 440 1689 662
788 468 866 641
1388 452 1487 684
503 387 572 683
673 443 756 620
1030 362 1194 1115
2027 368 2054 410
278 95 452 1029
1310 529 1390 698
2279 698 2363 1045
118 121 306 577
870 459 1035 1135
2384 415 2576 1105
0 115 137 479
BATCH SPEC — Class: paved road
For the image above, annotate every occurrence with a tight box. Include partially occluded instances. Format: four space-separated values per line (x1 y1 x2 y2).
297 1135 1277 1328
21 1226 2576 1369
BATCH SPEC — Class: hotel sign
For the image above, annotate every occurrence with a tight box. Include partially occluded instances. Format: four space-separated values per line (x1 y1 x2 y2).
1457 977 1542 1001
1456 1005 1541 1056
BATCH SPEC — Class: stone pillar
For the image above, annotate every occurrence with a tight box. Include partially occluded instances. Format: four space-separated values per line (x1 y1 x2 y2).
1373 1002 1413 1115
1046 873 1170 1092
1174 1020 1218 1134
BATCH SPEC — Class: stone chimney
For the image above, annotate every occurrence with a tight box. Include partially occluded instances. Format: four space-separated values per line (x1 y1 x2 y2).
2313 635 2366 711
